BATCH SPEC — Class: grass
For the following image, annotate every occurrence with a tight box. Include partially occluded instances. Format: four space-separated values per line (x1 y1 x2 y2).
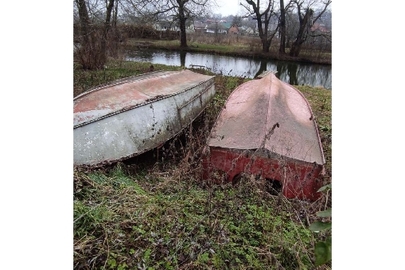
125 36 331 65
74 60 332 269
188 43 243 53
125 38 246 55
74 166 329 269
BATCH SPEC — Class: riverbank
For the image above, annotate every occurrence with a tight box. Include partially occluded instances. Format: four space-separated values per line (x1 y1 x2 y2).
124 38 332 65
74 61 332 269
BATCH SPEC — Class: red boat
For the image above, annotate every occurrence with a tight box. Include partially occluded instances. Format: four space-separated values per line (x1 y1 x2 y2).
202 72 325 201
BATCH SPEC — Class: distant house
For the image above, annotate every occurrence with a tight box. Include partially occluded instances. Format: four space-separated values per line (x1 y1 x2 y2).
228 25 239 35
193 20 239 35
240 26 255 35
193 21 206 34
206 22 227 34
153 21 179 31
220 20 231 30
310 23 330 33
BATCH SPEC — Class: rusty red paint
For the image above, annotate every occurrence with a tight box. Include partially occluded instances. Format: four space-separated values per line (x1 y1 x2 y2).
202 147 324 201
202 72 325 201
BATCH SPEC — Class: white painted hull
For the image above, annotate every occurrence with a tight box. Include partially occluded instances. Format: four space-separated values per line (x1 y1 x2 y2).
74 70 215 167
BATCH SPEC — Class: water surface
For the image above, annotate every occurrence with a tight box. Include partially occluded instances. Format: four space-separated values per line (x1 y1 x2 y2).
126 49 331 89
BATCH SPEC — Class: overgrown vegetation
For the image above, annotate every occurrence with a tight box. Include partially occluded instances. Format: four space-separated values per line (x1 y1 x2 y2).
309 184 332 266
74 61 331 269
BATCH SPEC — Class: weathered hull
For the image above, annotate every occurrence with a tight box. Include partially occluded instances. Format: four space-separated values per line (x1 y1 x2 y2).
202 72 325 201
74 70 215 167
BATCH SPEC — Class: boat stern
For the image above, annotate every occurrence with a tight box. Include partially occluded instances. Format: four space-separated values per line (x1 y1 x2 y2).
202 147 324 201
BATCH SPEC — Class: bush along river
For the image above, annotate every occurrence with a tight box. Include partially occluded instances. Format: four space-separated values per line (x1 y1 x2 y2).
126 48 331 89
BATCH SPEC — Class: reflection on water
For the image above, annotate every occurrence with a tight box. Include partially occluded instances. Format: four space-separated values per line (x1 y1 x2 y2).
126 49 331 89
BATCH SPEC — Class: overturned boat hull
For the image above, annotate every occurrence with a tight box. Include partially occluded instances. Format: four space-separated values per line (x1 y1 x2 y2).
74 70 215 167
202 72 325 201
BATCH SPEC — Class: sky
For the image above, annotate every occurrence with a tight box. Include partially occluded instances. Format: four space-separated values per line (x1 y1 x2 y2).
216 0 244 16
215 0 334 17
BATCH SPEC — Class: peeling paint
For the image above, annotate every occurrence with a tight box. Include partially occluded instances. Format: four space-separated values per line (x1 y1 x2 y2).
202 72 324 202
74 70 215 167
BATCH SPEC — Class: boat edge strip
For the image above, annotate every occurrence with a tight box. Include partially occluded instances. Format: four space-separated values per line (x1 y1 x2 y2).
74 77 215 129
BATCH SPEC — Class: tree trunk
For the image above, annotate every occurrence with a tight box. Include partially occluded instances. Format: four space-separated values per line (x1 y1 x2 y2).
75 0 96 69
289 40 301 57
76 0 90 46
262 38 271 53
289 8 313 57
246 0 276 53
75 0 115 70
278 0 286 54
109 1 120 57
112 1 118 28
180 51 186 67
178 2 188 48
100 0 115 65
255 13 270 53
287 63 298 85
254 59 268 78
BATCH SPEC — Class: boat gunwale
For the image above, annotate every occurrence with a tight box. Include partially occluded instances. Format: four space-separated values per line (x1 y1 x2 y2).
74 72 215 129
74 70 184 100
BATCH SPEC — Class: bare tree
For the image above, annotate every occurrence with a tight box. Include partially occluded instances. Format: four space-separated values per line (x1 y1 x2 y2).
108 0 122 57
101 0 116 63
285 8 299 48
125 0 211 48
241 0 279 53
120 0 160 24
289 0 331 57
232 15 243 27
75 0 116 69
278 0 287 53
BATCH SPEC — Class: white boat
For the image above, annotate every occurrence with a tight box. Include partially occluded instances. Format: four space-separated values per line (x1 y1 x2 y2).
74 70 215 167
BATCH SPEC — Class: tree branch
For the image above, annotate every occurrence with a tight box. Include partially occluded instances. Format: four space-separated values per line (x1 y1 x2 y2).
313 0 331 23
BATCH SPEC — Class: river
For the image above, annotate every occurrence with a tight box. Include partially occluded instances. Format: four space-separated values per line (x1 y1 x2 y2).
126 48 331 89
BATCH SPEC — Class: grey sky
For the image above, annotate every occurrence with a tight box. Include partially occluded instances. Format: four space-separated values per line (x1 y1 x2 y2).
216 0 243 16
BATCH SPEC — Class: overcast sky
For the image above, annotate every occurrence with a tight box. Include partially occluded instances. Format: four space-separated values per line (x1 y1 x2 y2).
215 0 333 16
215 0 244 16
